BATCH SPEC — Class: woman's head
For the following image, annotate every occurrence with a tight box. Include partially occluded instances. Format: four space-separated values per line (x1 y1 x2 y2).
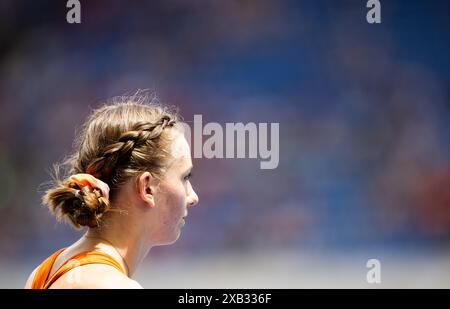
42 95 198 244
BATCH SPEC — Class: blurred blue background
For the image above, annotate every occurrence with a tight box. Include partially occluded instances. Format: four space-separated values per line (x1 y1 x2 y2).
1 0 450 287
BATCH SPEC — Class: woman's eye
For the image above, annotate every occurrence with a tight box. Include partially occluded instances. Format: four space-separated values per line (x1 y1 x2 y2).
184 172 192 181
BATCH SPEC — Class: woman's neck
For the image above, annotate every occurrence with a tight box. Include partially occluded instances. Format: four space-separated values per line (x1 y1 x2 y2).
83 216 153 277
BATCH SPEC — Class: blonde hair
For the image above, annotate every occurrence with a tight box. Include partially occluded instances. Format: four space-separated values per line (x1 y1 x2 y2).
42 94 180 228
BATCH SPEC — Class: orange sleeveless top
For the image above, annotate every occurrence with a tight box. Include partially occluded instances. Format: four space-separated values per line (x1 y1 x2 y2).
31 248 127 289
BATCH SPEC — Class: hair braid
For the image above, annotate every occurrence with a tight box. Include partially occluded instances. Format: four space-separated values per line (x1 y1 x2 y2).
86 115 177 178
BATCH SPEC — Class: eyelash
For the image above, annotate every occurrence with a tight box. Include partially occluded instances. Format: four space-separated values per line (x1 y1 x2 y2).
184 172 192 181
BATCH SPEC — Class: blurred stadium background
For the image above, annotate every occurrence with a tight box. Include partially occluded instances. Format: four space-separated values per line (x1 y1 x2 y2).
1 0 450 288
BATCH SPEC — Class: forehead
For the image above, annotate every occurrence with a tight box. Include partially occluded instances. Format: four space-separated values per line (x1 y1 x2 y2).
169 132 192 170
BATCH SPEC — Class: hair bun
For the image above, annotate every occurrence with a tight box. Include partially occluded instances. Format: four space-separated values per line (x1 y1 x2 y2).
42 180 111 228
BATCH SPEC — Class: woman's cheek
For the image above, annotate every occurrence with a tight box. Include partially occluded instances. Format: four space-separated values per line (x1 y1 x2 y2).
167 182 185 214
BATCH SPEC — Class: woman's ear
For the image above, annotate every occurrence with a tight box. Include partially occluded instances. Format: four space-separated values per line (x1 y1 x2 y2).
137 172 156 208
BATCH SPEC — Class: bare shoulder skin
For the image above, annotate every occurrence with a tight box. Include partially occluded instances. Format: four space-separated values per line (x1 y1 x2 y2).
49 264 143 289
24 264 142 289
24 267 39 289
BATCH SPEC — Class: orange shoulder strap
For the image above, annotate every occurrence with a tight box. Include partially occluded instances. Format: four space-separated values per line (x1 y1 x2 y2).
31 248 67 289
31 249 127 289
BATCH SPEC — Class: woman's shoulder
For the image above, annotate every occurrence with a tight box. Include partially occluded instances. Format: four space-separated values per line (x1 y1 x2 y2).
49 264 143 289
24 267 39 289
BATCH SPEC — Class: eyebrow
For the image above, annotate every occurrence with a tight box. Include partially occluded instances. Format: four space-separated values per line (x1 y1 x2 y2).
184 165 193 174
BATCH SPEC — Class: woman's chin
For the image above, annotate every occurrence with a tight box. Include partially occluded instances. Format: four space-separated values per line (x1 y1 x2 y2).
161 231 181 246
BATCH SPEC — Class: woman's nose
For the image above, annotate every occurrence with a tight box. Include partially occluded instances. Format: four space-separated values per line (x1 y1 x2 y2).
187 188 199 207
